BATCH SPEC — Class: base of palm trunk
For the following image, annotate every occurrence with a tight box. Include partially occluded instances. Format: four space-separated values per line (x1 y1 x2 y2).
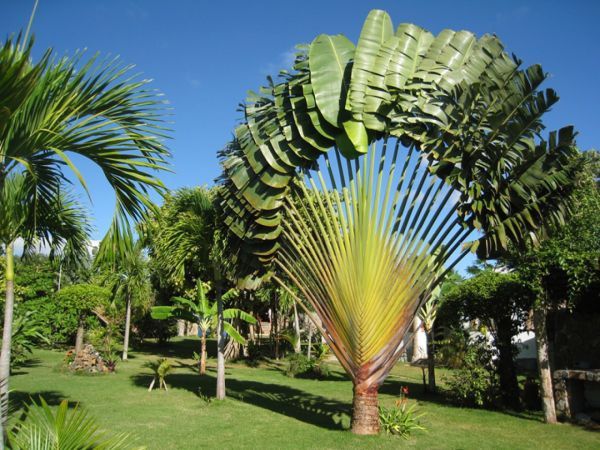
351 385 380 435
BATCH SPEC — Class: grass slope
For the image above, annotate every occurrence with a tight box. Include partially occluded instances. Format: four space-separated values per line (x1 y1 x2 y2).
10 338 599 449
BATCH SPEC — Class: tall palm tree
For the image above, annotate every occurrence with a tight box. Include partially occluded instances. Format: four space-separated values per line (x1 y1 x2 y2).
96 233 151 361
143 187 233 398
218 10 580 433
0 30 169 434
0 174 91 434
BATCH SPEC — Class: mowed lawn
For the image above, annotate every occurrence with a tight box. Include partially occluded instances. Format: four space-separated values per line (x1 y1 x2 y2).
10 338 599 450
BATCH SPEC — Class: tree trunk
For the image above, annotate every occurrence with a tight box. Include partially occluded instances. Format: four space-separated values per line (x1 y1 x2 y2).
75 321 85 354
426 329 436 393
307 321 313 360
0 241 15 434
215 278 226 400
351 382 380 435
411 317 427 362
496 321 521 410
122 293 132 360
533 305 557 423
200 332 206 375
176 319 185 336
293 302 301 354
273 297 280 359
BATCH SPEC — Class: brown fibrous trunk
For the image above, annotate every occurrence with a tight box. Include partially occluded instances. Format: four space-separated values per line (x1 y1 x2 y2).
351 384 380 435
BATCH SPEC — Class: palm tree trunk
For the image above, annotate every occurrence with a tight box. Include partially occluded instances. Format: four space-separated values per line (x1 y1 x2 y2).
75 317 85 354
351 379 380 435
200 332 206 375
0 241 15 433
215 278 226 400
293 302 301 354
426 329 436 393
533 304 557 423
122 293 132 360
307 321 313 360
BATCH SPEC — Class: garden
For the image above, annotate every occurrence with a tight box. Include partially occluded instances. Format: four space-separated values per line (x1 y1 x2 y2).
0 3 599 449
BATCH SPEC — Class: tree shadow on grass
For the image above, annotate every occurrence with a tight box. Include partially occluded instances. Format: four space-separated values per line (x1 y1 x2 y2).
11 358 43 376
135 338 216 360
381 376 544 423
129 372 350 430
10 390 68 411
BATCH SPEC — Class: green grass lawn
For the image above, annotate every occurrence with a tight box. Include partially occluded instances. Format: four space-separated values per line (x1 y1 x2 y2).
10 338 599 449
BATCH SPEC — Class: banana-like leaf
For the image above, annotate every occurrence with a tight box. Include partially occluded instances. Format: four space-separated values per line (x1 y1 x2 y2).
308 34 355 128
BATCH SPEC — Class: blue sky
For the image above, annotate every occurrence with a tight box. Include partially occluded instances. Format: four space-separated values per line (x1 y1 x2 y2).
2 0 599 270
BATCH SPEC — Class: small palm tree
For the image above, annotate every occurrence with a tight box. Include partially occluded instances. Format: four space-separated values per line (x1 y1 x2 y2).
152 281 256 375
146 358 173 391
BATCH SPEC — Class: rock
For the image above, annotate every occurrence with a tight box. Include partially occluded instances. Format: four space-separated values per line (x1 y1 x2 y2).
69 344 110 373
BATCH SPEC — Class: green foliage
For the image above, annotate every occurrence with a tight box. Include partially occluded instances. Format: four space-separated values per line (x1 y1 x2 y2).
438 267 532 333
444 336 498 407
8 397 136 449
285 347 331 379
151 281 256 345
379 402 426 438
8 310 48 367
18 297 96 347
142 187 215 292
53 284 110 320
13 255 55 302
506 161 600 310
146 358 173 391
135 311 177 344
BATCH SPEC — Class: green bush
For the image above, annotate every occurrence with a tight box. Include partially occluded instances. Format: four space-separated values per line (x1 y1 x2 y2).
284 352 331 379
444 336 498 407
379 402 426 438
135 312 177 344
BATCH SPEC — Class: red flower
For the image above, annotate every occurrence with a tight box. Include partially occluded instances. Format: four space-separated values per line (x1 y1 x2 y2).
401 386 409 395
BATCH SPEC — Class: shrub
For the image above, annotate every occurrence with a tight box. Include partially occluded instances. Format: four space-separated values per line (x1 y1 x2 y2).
444 336 498 407
284 351 331 379
379 402 426 438
285 353 313 377
8 311 48 367
135 312 177 344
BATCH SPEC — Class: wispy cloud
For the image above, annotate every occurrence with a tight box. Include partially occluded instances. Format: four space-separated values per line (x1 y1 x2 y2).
184 72 201 89
261 46 299 77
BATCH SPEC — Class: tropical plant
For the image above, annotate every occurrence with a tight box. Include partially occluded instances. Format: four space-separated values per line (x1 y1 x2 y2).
417 290 439 393
379 403 426 438
96 234 152 361
502 157 600 422
217 9 580 433
6 310 48 368
0 174 90 434
53 284 111 354
439 267 532 409
146 358 173 391
8 397 136 449
151 281 256 375
444 335 498 407
0 18 169 432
